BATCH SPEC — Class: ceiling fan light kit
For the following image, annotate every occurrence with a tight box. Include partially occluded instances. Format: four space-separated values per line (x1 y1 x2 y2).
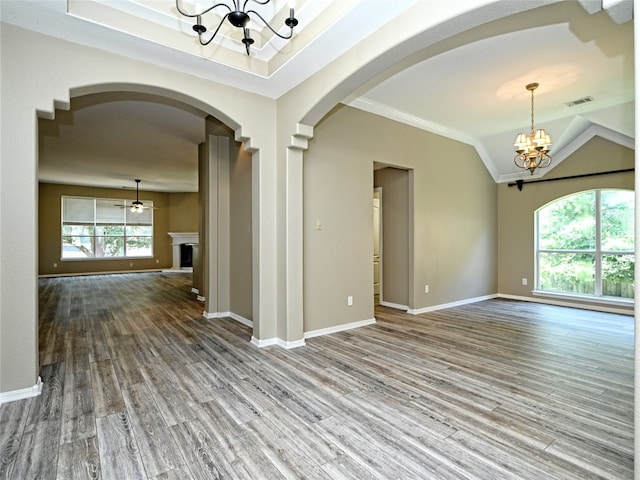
175 0 299 55
513 82 552 175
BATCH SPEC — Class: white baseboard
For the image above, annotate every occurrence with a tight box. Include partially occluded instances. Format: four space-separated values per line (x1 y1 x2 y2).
39 269 162 278
0 376 42 405
229 313 253 327
405 292 633 316
202 310 253 327
250 317 377 349
203 310 230 319
407 294 498 315
250 336 306 349
304 317 377 339
497 293 634 316
379 301 409 311
203 311 307 348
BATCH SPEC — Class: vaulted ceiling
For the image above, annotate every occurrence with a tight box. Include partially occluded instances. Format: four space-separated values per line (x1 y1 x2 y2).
1 0 634 191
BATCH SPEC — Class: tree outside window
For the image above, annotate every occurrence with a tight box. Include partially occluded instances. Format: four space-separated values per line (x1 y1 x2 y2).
536 189 634 300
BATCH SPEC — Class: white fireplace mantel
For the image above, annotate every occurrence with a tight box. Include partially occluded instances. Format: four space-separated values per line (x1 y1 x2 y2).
167 232 199 270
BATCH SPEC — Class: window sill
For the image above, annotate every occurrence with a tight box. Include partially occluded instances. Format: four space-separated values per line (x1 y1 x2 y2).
531 290 633 307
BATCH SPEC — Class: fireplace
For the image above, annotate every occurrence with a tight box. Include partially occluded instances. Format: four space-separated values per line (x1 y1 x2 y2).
166 232 199 271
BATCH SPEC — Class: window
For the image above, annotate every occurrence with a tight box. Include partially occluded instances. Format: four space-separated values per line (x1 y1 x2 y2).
535 189 634 300
62 196 153 259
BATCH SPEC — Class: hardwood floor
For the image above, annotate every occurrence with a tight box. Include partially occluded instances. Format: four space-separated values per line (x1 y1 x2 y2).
0 272 633 479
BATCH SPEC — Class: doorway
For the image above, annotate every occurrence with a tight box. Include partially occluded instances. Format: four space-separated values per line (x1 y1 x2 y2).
373 187 382 305
373 166 411 310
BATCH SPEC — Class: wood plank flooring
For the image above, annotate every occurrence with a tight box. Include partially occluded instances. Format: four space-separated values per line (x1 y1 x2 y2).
0 272 633 479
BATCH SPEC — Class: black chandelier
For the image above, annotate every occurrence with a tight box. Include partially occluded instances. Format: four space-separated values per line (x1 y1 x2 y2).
175 1 299 55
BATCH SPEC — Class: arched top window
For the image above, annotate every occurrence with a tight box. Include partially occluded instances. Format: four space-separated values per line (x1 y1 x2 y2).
535 189 634 301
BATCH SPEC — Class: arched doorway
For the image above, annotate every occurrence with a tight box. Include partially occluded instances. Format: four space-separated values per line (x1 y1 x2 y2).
32 85 258 391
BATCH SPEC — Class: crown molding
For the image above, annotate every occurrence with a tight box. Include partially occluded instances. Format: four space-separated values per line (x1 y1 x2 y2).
345 96 499 182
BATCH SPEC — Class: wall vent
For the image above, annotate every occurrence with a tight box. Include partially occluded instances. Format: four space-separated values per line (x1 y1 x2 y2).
565 96 595 107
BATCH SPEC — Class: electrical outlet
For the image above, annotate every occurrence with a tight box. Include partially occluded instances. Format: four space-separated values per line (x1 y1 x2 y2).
522 278 528 286
347 296 353 306
156 259 160 264
425 285 429 293
130 262 134 267
53 263 57 268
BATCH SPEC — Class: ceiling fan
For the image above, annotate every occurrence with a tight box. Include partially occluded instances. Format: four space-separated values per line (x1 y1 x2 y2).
120 179 158 213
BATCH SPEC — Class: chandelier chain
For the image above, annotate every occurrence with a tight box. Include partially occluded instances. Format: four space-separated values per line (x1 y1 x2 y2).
530 87 535 133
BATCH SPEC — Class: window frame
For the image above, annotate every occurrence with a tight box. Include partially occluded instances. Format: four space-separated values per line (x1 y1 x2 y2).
61 195 154 261
534 189 634 303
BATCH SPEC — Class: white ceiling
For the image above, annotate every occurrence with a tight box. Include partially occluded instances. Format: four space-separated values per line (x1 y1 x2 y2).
1 0 634 192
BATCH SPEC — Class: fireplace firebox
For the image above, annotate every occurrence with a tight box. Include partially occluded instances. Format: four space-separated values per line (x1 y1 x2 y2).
180 243 193 268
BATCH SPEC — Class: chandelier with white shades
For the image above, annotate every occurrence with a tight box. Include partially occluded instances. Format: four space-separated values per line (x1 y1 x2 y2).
513 82 552 175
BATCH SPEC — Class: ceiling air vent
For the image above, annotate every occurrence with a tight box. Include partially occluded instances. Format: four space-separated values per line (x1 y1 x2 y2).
565 96 595 107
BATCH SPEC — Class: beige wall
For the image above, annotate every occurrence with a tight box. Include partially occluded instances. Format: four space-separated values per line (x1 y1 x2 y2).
304 105 498 331
168 192 199 233
304 110 376 331
38 183 199 275
498 136 634 312
229 143 253 320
